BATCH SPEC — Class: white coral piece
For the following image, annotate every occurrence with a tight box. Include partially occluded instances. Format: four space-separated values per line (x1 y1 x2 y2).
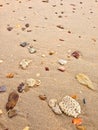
59 96 81 118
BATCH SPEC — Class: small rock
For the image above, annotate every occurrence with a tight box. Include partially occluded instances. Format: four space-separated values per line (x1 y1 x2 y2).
6 91 19 111
6 73 14 78
28 46 36 54
8 109 18 118
20 42 28 47
49 51 55 55
39 95 47 100
45 67 49 71
83 98 86 104
58 66 65 72
58 59 67 65
0 86 6 92
71 51 81 59
20 59 32 69
25 23 30 28
7 27 13 31
17 83 25 93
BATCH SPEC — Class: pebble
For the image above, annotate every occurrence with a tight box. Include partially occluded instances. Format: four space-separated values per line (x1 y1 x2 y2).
58 66 65 72
6 73 14 78
0 86 6 92
7 27 13 31
20 42 28 47
28 46 36 54
39 95 47 100
8 109 18 118
20 59 32 69
71 51 81 59
83 98 86 104
58 59 67 65
45 67 49 71
6 91 19 111
17 83 25 93
49 51 55 55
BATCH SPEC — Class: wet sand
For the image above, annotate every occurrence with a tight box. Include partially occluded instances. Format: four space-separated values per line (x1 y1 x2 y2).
0 0 98 130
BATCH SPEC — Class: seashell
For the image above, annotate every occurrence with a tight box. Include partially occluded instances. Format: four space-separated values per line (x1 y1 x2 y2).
26 78 36 87
59 96 81 118
20 59 32 69
48 99 57 108
52 104 62 115
76 73 95 90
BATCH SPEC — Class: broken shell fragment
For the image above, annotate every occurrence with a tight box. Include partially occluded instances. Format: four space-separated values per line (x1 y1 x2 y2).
48 99 57 108
58 59 67 65
48 99 62 115
76 73 95 90
52 104 62 115
59 96 81 118
20 59 32 69
6 91 19 111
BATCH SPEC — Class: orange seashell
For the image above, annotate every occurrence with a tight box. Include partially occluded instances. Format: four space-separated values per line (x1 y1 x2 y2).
72 118 82 125
6 73 14 78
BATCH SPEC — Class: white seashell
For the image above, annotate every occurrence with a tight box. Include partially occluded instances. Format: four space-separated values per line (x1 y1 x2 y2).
59 96 81 118
20 59 32 69
26 78 36 87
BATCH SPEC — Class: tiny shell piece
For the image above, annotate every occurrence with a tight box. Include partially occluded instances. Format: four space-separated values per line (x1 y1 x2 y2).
26 78 36 87
23 126 30 130
58 59 67 65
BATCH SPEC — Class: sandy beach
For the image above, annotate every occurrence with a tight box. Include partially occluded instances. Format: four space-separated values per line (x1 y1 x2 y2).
0 0 98 130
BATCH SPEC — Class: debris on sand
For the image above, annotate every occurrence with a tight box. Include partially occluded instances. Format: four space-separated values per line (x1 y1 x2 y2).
0 86 6 92
20 59 32 69
6 91 19 111
59 96 81 117
48 99 62 115
76 73 95 90
39 95 47 100
8 109 18 118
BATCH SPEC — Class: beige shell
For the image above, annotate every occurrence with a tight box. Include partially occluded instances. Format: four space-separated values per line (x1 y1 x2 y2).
20 59 32 69
76 73 95 90
23 126 30 130
26 78 36 87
